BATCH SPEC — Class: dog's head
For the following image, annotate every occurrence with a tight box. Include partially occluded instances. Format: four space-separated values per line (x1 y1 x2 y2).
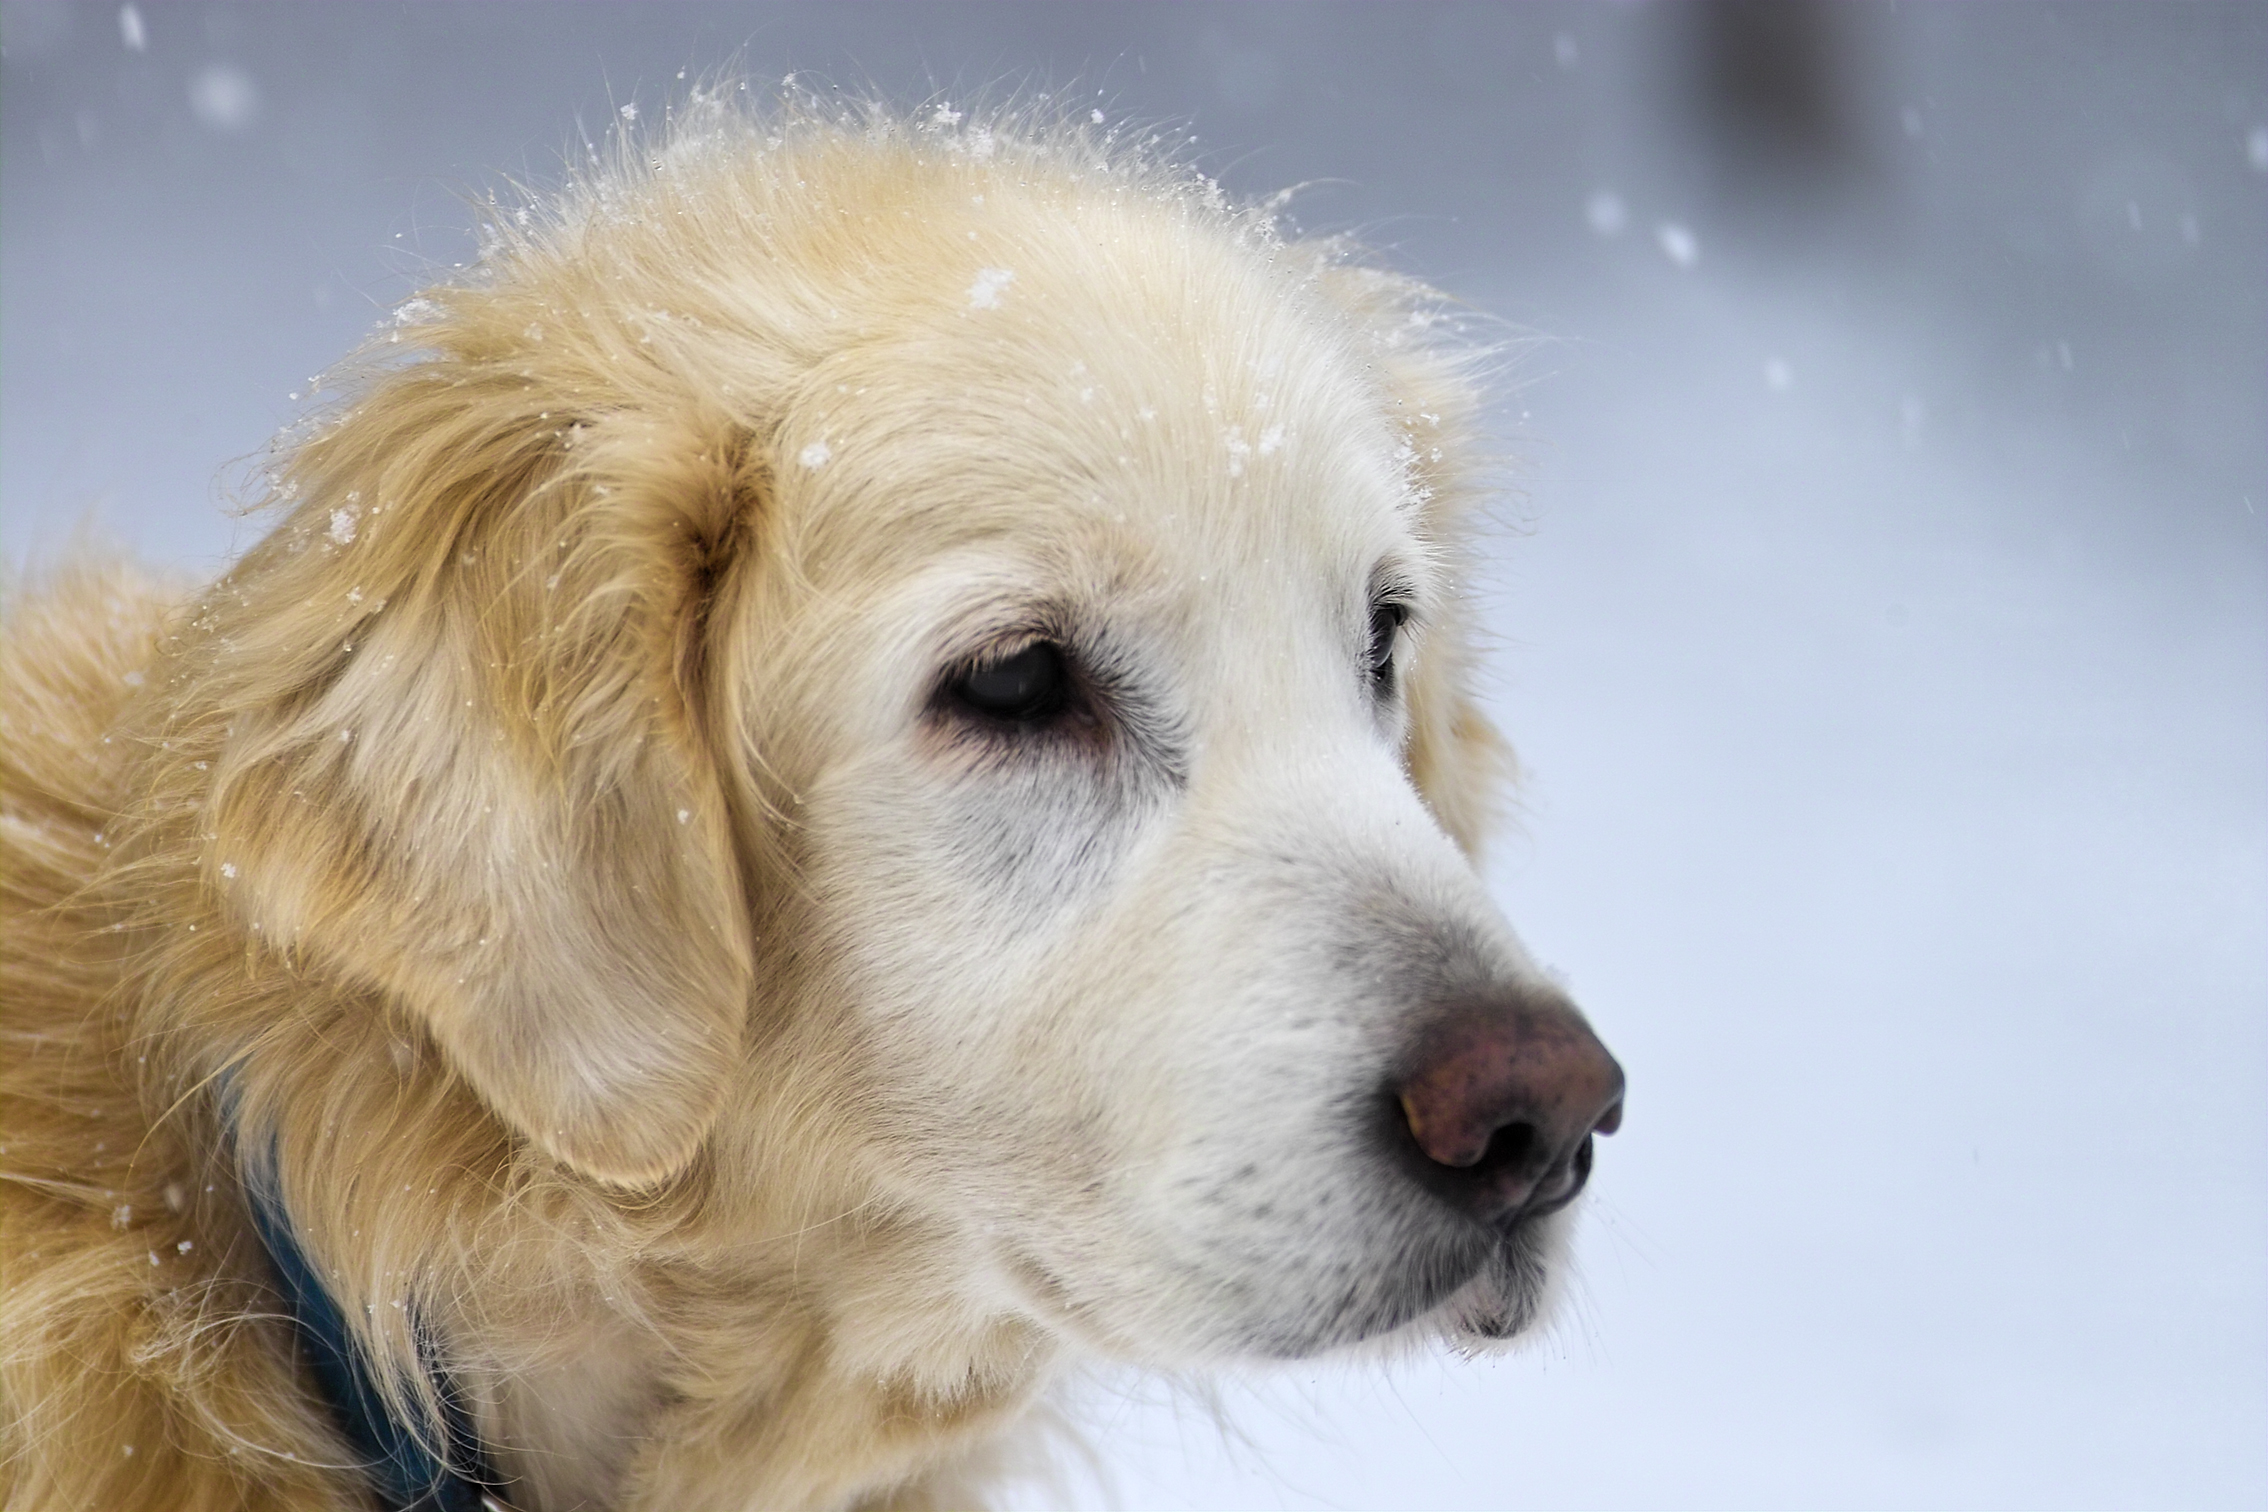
202 106 1620 1363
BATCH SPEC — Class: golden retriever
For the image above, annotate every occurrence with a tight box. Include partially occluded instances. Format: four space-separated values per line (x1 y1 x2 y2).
0 96 1623 1512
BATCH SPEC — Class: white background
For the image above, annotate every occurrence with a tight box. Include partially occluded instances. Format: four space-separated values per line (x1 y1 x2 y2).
5 4 2262 1507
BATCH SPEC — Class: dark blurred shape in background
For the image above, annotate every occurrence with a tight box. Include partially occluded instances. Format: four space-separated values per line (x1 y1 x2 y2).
1691 0 1859 181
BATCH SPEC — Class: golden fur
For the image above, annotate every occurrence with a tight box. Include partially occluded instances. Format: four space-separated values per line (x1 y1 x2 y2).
3 99 1532 1511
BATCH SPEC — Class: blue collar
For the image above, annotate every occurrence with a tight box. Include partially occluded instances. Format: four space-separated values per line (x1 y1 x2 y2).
242 1170 499 1511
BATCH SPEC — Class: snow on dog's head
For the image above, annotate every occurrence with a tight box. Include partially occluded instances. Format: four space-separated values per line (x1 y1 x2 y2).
219 94 1622 1382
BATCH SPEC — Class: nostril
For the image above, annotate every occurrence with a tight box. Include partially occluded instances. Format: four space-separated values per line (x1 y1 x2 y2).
1476 1120 1539 1178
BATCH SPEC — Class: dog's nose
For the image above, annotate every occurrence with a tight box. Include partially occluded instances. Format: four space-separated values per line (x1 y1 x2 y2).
1392 993 1624 1225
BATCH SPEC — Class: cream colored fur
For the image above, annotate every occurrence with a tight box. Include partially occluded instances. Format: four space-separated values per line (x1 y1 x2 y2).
2 100 1555 1512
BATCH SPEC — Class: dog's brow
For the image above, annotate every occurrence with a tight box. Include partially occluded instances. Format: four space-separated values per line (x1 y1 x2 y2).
930 596 1079 666
1368 560 1426 618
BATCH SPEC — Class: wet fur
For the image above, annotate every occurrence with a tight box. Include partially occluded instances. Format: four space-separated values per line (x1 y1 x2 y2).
3 101 1526 1511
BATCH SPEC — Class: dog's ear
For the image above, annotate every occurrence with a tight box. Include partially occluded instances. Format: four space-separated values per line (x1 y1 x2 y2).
1400 437 1517 859
203 355 760 1187
1402 617 1516 860
1314 261 1517 858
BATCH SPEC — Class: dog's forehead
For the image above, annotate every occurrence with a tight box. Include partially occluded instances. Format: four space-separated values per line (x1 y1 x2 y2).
774 200 1422 605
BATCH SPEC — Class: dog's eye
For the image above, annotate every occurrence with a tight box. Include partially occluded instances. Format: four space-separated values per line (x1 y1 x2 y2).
1368 600 1409 694
951 642 1071 725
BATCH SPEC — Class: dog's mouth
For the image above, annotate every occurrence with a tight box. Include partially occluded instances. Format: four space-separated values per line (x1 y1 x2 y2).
1439 1217 1559 1344
1368 1206 1562 1350
1226 1202 1566 1360
991 1177 1570 1363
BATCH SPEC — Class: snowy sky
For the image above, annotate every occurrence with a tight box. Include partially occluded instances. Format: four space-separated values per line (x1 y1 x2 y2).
4 4 2263 1507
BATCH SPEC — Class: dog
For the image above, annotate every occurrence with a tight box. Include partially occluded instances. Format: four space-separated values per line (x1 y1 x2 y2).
0 96 1623 1512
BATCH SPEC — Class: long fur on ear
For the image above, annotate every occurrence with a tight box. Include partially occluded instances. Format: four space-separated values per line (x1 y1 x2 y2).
1316 263 1518 859
191 334 761 1187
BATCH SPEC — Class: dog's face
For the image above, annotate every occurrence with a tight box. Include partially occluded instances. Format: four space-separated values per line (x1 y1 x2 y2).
206 121 1619 1369
715 195 1620 1359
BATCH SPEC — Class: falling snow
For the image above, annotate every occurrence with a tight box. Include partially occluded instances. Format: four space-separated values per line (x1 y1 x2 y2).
188 65 259 133
7 23 2259 1510
1224 428 1251 477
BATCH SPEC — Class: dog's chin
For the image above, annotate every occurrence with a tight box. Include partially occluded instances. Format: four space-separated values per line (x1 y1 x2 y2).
1431 1216 1565 1352
1360 1209 1565 1359
1224 1207 1571 1362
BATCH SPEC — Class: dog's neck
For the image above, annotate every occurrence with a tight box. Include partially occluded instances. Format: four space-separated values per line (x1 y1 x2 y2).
469 1206 1060 1509
243 1172 498 1511
251 1163 1059 1512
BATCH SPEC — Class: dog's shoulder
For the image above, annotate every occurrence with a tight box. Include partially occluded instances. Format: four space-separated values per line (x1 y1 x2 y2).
1 555 172 1058
0 558 367 1512
2 557 176 830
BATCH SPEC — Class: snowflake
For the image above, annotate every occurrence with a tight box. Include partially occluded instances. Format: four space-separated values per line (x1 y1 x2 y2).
967 267 1016 310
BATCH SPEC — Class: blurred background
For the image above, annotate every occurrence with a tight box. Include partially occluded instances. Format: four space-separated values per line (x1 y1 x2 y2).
4 4 2263 1507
